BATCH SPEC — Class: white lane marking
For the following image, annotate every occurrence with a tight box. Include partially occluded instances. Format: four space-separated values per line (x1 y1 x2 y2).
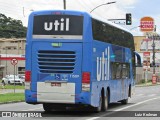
86 117 100 120
147 94 156 97
135 94 143 96
86 96 160 120
21 107 43 111
114 96 160 111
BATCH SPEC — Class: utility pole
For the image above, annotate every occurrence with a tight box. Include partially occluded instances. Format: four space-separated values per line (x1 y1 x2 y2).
152 25 157 75
63 0 66 10
152 35 156 74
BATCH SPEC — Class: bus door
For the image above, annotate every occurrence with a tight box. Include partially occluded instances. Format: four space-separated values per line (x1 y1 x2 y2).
121 63 129 99
116 63 127 100
31 42 82 103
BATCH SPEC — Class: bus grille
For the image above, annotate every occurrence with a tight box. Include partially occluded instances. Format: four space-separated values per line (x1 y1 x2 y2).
38 50 76 74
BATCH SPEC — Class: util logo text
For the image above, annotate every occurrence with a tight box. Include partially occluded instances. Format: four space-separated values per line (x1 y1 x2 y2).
44 18 69 31
97 47 110 81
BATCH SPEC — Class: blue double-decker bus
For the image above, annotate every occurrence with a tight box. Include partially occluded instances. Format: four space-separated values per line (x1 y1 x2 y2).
25 10 138 112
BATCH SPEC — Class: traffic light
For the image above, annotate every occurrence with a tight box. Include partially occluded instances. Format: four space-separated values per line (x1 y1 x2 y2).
126 13 132 25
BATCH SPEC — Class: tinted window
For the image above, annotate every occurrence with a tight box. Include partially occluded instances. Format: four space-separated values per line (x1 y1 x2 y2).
111 62 130 79
33 15 83 39
92 19 134 51
92 18 136 76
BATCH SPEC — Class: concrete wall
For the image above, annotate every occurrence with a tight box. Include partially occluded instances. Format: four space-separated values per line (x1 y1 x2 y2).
136 67 160 83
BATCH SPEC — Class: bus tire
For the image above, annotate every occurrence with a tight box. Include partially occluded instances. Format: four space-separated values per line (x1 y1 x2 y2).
102 91 108 111
121 99 128 104
129 85 131 97
43 103 52 112
54 105 66 111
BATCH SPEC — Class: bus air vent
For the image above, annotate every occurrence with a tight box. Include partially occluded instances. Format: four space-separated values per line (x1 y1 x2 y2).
38 50 76 74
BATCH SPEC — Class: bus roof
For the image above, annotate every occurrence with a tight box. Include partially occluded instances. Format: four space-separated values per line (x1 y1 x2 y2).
30 10 132 35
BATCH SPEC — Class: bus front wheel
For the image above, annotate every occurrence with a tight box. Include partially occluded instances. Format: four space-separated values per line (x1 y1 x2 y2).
121 99 128 104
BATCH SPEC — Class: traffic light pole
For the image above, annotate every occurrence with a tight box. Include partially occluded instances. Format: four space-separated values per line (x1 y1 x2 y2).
108 13 132 25
108 19 126 20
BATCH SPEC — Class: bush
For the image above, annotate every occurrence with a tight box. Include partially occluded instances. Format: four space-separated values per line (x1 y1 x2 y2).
139 79 152 84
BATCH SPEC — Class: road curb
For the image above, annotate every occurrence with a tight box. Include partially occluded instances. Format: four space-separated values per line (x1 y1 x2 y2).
0 100 24 105
136 83 160 87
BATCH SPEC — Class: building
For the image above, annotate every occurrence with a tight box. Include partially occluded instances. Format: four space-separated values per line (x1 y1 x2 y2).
134 33 160 83
0 38 25 78
134 34 160 65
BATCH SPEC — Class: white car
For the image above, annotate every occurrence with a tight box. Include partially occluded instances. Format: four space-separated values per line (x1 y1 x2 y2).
2 75 24 85
18 74 25 85
18 74 25 81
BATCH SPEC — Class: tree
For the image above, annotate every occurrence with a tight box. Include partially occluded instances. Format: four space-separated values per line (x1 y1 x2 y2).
0 13 27 38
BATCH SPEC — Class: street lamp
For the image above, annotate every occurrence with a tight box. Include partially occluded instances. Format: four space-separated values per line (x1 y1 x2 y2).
63 0 66 10
90 1 116 13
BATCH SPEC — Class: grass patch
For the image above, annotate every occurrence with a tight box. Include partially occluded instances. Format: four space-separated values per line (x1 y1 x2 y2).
0 85 24 89
0 93 24 103
136 80 160 86
0 80 25 89
136 79 152 84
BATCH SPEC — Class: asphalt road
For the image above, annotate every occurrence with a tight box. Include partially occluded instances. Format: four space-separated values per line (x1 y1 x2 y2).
0 85 160 120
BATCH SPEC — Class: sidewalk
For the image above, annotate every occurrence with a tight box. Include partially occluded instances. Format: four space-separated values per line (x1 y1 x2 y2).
136 82 160 87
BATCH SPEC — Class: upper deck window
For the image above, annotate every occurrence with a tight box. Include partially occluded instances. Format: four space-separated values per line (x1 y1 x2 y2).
92 18 134 51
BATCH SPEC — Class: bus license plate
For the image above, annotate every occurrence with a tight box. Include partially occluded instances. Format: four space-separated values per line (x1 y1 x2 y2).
51 82 61 87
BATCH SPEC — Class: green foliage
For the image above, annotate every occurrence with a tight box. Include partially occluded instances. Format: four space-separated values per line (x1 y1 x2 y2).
0 85 25 89
139 79 151 84
0 93 24 103
0 13 27 38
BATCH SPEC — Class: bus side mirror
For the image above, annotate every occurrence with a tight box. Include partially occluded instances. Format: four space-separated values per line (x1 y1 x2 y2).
134 52 142 67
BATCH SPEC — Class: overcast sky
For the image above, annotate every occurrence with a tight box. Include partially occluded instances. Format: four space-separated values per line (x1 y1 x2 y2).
0 0 160 36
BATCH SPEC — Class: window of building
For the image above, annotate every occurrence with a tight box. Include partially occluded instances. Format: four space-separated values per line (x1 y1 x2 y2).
18 67 25 74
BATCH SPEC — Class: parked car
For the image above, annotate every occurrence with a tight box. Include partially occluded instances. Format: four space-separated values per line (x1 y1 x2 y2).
2 75 24 85
18 74 25 85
